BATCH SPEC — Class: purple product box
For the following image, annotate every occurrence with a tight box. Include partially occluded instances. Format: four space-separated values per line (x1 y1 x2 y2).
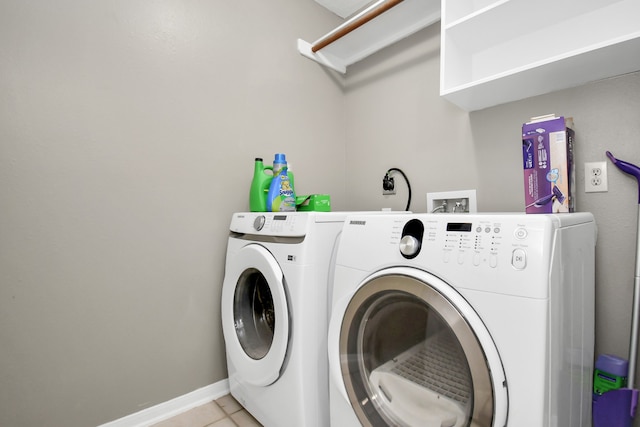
522 115 574 214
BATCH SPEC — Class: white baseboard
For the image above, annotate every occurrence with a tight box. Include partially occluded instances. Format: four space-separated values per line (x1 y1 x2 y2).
98 379 230 427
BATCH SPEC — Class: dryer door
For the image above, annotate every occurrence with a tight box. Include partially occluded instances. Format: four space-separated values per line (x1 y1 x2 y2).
336 267 508 427
221 244 290 387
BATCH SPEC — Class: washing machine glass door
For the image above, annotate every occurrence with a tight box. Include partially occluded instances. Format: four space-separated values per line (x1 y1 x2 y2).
222 243 290 387
339 269 506 427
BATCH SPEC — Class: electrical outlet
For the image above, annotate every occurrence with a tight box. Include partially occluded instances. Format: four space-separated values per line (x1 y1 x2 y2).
585 161 608 193
382 175 395 195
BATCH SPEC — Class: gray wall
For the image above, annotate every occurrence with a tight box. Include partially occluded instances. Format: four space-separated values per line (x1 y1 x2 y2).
2 1 640 426
0 1 346 426
344 23 477 213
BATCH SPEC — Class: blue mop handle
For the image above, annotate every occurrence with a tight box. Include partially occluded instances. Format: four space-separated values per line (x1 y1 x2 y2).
607 151 640 389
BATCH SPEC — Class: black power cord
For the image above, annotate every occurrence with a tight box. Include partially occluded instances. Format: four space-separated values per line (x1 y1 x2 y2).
384 167 412 211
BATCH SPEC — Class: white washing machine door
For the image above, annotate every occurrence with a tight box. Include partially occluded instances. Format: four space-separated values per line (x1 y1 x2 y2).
221 243 290 387
329 267 508 427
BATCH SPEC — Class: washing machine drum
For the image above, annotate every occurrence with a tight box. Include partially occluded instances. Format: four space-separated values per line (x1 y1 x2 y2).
337 270 507 427
222 244 290 387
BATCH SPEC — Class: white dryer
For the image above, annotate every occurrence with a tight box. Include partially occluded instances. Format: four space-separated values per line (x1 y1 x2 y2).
222 211 381 427
328 213 596 427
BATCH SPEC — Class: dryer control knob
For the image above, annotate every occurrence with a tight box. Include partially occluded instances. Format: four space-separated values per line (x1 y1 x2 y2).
253 215 266 231
399 235 420 257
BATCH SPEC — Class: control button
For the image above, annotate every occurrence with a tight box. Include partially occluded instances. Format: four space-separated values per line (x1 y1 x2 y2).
473 253 481 266
512 249 527 270
514 228 528 239
489 254 498 268
457 252 465 265
254 215 266 231
494 227 500 233
443 252 450 263
476 226 482 233
485 227 491 233
399 235 420 257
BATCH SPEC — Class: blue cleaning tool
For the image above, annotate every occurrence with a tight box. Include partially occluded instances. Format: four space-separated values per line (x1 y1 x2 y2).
593 151 640 427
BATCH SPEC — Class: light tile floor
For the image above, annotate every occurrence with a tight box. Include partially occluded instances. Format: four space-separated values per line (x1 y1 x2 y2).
151 394 263 427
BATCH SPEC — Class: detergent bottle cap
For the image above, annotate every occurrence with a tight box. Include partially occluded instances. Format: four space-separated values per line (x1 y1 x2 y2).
274 153 287 164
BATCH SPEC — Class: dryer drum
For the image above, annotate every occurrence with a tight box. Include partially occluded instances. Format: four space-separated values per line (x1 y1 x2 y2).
339 274 495 427
233 268 276 360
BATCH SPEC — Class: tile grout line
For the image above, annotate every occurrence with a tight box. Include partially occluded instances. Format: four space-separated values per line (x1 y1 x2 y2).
152 394 262 427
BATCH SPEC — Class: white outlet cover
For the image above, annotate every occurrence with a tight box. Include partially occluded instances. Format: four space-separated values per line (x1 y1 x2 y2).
584 161 608 193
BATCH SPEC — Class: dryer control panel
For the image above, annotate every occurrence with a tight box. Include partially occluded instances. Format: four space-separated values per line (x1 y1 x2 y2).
338 212 595 299
415 216 545 271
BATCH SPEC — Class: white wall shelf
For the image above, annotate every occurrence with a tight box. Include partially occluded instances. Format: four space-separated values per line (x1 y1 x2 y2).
298 0 441 74
440 0 640 111
313 0 375 18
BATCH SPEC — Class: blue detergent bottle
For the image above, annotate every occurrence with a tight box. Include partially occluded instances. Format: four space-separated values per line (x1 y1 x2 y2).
266 153 296 212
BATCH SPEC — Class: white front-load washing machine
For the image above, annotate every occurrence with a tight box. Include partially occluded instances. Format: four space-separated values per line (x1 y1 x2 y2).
222 211 387 427
328 213 596 427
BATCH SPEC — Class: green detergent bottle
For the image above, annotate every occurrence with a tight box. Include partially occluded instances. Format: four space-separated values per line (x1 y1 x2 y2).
266 153 296 212
249 158 273 212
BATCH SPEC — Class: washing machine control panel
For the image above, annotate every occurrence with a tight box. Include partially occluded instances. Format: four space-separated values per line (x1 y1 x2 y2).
230 213 308 237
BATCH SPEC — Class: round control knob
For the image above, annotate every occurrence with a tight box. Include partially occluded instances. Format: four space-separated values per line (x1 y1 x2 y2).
399 235 421 257
253 215 266 231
